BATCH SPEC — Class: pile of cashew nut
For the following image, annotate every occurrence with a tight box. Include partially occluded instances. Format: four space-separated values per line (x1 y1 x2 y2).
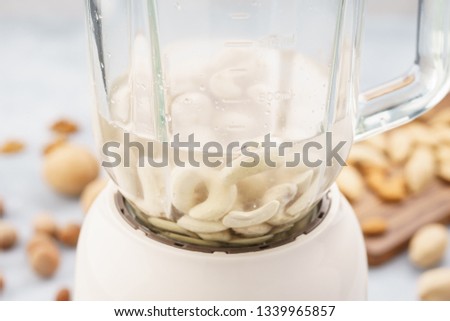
131 150 318 247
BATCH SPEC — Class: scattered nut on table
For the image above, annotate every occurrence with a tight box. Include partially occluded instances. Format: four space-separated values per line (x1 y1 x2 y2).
33 213 58 237
409 223 448 269
55 288 71 301
50 119 78 135
0 197 4 217
347 144 389 170
0 272 4 292
364 168 407 202
43 135 67 155
361 217 388 236
341 107 450 205
43 144 99 196
386 128 413 164
27 234 60 278
0 221 18 250
80 178 107 214
0 140 25 154
438 161 450 183
57 223 81 247
336 166 365 202
404 146 436 193
418 268 450 301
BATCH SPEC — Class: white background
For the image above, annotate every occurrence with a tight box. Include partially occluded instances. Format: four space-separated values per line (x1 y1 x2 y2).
0 0 449 300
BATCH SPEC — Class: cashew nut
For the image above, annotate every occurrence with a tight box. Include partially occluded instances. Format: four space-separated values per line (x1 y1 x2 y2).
267 211 304 226
171 92 214 127
236 173 269 204
268 171 316 226
189 180 238 221
270 224 294 235
286 170 315 216
247 84 268 103
228 234 274 245
209 69 242 99
222 200 280 228
262 183 297 206
177 215 228 234
220 150 279 185
198 230 232 242
260 182 299 226
136 158 168 217
147 217 196 237
347 144 389 169
112 144 141 203
233 223 272 237
161 231 221 247
171 167 207 214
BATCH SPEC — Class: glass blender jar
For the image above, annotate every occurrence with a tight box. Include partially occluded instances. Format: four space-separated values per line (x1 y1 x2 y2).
75 0 450 300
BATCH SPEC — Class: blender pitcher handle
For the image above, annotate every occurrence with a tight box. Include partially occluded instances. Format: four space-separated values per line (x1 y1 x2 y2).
355 0 450 141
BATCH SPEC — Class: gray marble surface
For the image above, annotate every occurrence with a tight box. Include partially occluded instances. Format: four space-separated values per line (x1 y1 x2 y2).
0 0 448 301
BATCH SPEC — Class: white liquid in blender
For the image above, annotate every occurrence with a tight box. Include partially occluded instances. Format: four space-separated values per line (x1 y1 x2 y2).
95 40 353 246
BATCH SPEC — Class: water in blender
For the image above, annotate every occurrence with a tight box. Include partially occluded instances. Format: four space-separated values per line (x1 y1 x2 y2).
94 36 353 247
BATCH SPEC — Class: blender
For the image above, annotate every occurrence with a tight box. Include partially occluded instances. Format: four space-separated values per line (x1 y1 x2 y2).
75 0 450 300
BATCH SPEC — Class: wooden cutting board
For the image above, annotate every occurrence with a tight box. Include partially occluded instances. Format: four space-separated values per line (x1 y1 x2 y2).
354 180 450 266
353 95 450 266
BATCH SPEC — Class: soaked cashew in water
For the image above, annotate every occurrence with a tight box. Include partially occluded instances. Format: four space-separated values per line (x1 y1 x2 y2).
189 180 237 221
222 200 280 228
209 69 243 99
198 230 232 242
161 232 221 247
171 167 206 214
236 174 269 204
275 163 310 184
227 234 274 245
262 183 298 207
270 224 294 234
136 158 168 217
220 151 279 185
177 215 228 234
286 170 314 216
147 217 196 237
233 223 273 237
265 172 313 225
114 145 142 204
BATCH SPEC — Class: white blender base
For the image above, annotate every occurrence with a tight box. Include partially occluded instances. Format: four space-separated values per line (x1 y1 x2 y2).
74 183 367 300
